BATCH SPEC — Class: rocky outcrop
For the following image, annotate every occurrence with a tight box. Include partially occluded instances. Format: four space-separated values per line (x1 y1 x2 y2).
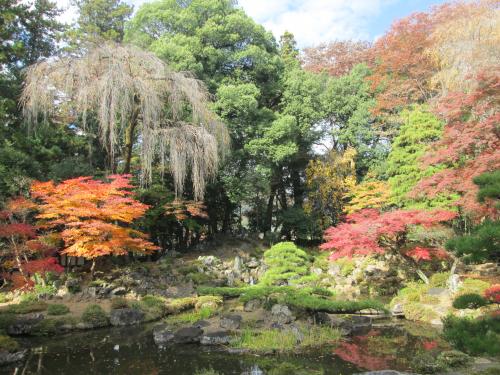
153 325 203 345
110 308 145 326
200 331 232 345
270 304 295 325
7 313 44 336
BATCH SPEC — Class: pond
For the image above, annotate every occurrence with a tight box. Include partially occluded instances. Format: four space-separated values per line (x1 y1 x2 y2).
0 322 444 375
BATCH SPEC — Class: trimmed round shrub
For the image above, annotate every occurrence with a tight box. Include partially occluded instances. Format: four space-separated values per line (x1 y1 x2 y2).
452 293 488 309
81 304 108 327
261 242 311 286
47 304 70 316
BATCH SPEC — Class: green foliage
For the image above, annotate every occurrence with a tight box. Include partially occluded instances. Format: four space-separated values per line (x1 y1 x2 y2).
47 304 70 316
194 368 221 375
81 304 109 327
452 294 488 310
446 220 500 263
0 335 19 353
165 306 216 326
110 298 129 310
7 301 47 314
386 106 453 208
442 315 500 356
474 170 500 205
390 281 439 322
260 242 312 286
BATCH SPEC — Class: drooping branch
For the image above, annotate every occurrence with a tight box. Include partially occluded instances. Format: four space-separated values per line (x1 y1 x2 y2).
21 42 228 200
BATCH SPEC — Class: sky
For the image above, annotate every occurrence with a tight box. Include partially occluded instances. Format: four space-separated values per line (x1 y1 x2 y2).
55 0 449 47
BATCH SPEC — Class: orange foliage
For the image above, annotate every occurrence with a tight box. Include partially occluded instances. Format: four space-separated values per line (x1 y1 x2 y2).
31 175 158 259
164 200 208 221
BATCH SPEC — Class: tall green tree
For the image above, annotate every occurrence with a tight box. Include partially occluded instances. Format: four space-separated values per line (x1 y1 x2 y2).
66 0 133 45
386 105 454 208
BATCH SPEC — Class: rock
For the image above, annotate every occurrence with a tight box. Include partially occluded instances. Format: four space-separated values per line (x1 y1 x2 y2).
328 264 341 276
233 256 243 274
200 331 232 345
199 255 219 267
271 304 295 325
311 267 323 275
391 304 404 317
243 299 262 312
110 308 145 326
193 320 211 328
7 313 44 335
110 287 127 296
153 325 175 345
349 315 372 335
0 350 28 365
247 259 260 269
220 314 242 330
173 326 203 344
447 274 461 292
314 313 372 336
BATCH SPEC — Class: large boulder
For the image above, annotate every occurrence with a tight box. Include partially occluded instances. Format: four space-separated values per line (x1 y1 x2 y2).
270 304 295 325
7 313 44 336
220 314 242 330
173 326 203 344
110 308 145 326
153 324 203 345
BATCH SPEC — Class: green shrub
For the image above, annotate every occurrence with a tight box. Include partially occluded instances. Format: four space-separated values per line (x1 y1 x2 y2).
194 368 221 375
188 272 213 285
0 293 12 304
260 242 312 286
33 283 57 297
0 335 19 352
81 304 108 327
47 304 70 316
452 293 488 309
110 297 129 310
136 295 167 321
0 312 15 331
442 315 500 356
31 318 66 336
474 170 500 204
7 301 47 314
19 292 38 303
429 272 450 288
436 350 470 369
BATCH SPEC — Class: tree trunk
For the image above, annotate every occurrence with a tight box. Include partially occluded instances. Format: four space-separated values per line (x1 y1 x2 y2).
265 185 277 232
291 169 303 207
123 120 137 174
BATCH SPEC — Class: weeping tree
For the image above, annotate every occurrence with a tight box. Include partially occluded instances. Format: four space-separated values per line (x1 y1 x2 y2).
21 42 228 200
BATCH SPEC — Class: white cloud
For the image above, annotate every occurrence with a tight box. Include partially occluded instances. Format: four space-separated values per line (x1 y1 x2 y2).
55 0 395 47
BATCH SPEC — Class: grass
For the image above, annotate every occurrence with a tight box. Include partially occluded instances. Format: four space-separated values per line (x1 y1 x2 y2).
110 297 129 310
230 325 340 353
165 295 222 314
164 306 216 326
130 295 167 321
47 304 70 316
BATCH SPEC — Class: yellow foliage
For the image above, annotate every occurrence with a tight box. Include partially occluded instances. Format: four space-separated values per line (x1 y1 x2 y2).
345 180 391 214
305 148 357 228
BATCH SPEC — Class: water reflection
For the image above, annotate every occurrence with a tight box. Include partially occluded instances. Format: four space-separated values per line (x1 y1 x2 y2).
0 322 441 375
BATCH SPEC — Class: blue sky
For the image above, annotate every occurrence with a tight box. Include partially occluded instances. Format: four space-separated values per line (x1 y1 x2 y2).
56 0 450 47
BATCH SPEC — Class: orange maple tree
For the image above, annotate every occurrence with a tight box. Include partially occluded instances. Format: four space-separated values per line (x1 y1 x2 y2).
31 175 158 264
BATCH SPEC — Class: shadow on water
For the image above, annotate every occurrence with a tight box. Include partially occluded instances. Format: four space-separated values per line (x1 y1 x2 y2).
0 321 445 375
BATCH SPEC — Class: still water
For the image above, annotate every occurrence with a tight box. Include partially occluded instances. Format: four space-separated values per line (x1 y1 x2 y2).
0 322 439 374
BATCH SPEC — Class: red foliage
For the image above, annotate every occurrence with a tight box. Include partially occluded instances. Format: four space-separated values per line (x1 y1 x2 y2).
422 340 439 351
0 223 37 239
302 40 372 77
31 175 159 259
22 257 64 275
320 208 456 260
484 285 500 304
413 69 500 220
405 247 448 262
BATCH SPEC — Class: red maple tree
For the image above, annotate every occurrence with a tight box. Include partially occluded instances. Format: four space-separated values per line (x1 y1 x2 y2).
31 175 159 271
0 197 62 286
413 69 500 220
320 208 456 272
